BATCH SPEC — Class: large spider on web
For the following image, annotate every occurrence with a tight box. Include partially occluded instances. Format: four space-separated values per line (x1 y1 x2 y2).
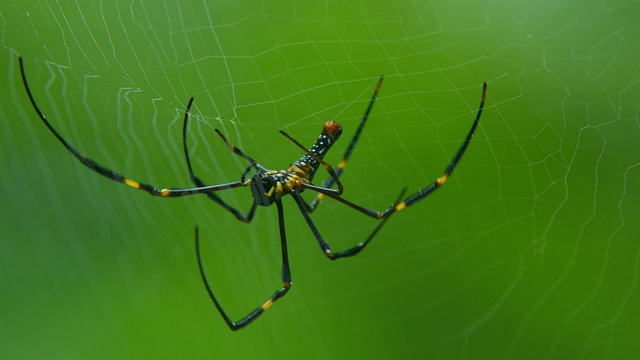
19 56 487 331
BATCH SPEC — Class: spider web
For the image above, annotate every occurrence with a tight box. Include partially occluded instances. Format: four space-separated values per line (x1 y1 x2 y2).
1 0 639 358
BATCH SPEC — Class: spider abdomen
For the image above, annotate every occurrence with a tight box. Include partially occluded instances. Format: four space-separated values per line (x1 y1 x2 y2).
291 120 342 182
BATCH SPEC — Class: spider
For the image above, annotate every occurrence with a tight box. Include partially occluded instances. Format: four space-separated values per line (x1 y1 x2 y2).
19 56 487 331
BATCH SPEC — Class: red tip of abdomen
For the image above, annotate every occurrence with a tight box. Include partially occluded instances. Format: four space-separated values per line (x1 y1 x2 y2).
323 120 342 137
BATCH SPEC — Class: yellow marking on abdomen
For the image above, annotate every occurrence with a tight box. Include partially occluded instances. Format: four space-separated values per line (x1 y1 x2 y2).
395 202 406 211
160 188 170 197
338 159 346 169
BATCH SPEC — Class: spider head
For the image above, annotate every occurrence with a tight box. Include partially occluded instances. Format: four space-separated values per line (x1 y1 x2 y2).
250 170 279 206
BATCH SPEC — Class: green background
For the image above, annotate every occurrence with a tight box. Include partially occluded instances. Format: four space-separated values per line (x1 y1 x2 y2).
1 1 639 359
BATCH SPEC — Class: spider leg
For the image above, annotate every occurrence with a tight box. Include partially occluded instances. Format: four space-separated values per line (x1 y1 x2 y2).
214 128 259 165
306 75 384 212
195 198 292 331
299 182 383 218
20 56 247 198
182 98 257 222
290 188 405 260
385 82 487 213
300 82 487 219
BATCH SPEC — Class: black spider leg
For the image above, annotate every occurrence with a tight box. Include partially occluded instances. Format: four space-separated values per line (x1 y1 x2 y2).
287 82 487 258
290 188 406 259
19 56 247 198
302 82 486 222
196 198 292 331
182 97 257 222
303 81 487 219
212 128 275 191
321 82 486 218
386 81 488 213
307 75 384 211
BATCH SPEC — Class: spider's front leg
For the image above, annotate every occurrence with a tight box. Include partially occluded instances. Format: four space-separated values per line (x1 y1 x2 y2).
306 75 384 212
19 56 247 199
182 97 257 222
291 81 487 259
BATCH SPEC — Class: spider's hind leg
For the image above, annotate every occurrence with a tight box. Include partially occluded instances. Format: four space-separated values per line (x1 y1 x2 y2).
195 198 292 330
